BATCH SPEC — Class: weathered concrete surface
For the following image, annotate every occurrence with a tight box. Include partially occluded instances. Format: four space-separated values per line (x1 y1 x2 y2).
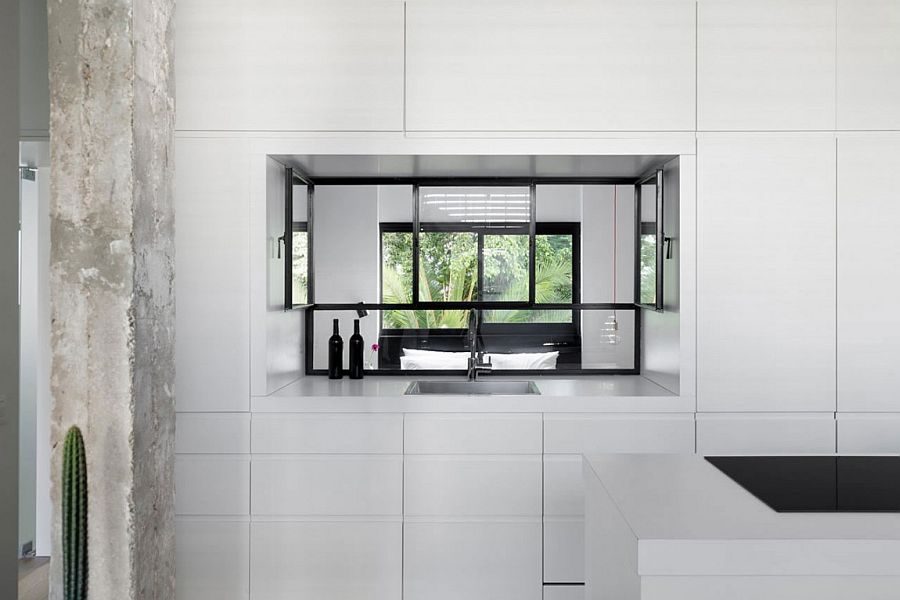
47 0 175 598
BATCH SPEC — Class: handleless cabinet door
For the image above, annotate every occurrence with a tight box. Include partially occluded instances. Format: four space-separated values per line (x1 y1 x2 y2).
837 136 900 411
406 0 695 132
837 1 900 129
251 521 402 600
176 520 250 600
698 135 836 412
698 0 836 130
404 521 542 600
176 0 404 131
175 138 250 412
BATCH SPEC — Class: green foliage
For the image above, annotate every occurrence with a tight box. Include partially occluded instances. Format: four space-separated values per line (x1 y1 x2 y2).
639 234 657 305
292 231 308 304
62 426 88 600
382 231 575 328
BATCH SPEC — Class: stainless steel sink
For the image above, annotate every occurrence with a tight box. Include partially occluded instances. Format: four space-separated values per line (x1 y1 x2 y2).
405 380 541 396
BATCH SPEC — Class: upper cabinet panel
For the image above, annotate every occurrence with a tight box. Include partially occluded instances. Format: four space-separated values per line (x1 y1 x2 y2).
837 0 900 130
837 136 900 411
697 135 836 412
406 0 696 131
176 0 405 131
698 0 836 131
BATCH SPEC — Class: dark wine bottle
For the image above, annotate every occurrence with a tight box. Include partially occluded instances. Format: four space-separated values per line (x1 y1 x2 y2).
328 319 343 379
348 319 364 379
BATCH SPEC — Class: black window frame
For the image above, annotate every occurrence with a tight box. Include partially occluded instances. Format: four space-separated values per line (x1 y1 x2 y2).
282 174 671 377
379 220 580 311
635 169 665 311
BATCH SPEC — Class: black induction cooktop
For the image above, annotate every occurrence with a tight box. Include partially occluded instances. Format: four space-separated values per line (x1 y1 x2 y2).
705 456 900 512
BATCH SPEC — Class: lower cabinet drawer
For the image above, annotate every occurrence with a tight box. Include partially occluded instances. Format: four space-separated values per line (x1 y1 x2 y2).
544 518 584 584
251 455 402 516
176 519 250 600
250 520 402 600
697 413 836 455
838 414 900 454
404 521 542 600
405 456 542 517
175 456 250 516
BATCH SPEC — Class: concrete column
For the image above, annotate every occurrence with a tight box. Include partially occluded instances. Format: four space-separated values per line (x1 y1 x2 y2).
47 0 175 598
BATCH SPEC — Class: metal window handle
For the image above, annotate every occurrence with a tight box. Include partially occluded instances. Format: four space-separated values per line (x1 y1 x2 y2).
277 235 285 259
664 236 674 259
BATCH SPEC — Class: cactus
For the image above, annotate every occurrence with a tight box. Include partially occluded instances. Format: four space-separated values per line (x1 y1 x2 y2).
62 426 88 600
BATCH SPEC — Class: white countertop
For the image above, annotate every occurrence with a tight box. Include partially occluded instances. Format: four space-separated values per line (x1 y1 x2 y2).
251 375 692 413
584 454 900 595
585 453 900 541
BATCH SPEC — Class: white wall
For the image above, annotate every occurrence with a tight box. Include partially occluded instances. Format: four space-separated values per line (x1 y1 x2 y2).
170 0 900 596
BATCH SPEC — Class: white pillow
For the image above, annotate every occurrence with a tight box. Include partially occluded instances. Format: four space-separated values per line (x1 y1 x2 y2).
402 348 469 357
486 351 559 370
400 355 468 370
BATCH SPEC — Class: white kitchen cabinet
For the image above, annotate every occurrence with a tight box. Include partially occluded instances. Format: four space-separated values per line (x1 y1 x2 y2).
697 135 836 412
698 0 836 130
175 138 250 412
403 414 542 599
176 519 250 600
175 456 250 516
251 455 402 516
404 414 542 454
543 414 695 455
176 413 251 454
837 0 900 130
837 136 900 412
251 520 402 600
544 519 585 584
404 521 542 600
406 0 695 131
542 415 695 584
405 456 542 517
837 413 900 454
251 413 403 454
838 414 900 454
176 0 404 132
696 413 836 455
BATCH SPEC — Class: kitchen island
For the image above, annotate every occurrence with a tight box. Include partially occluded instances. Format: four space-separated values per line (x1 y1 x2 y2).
584 454 900 600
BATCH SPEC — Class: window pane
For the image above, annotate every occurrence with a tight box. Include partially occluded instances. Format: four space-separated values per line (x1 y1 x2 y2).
419 186 531 225
419 231 478 303
382 231 413 304
382 231 415 329
292 229 308 304
483 234 529 301
640 233 657 305
535 234 573 304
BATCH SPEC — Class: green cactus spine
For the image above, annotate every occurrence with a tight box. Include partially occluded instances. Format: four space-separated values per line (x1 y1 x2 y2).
62 426 88 600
